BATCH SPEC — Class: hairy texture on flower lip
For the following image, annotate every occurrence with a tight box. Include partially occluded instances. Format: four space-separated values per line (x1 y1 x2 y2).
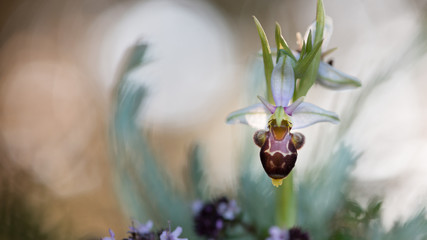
260 127 297 179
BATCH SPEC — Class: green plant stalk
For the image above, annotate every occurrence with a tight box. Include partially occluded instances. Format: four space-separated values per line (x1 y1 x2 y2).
276 172 296 228
276 0 325 228
294 0 325 101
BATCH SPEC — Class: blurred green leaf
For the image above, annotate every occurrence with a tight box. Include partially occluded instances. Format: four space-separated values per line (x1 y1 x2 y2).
297 144 358 240
368 211 427 240
110 43 199 239
346 201 363 219
188 145 206 200
238 139 276 238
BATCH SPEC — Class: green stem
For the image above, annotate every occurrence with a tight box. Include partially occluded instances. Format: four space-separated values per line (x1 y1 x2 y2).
276 172 296 228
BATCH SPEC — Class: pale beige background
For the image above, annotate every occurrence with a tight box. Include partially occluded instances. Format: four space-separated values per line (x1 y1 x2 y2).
0 0 426 238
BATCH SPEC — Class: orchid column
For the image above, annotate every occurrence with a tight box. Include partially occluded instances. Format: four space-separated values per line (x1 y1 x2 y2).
227 0 360 229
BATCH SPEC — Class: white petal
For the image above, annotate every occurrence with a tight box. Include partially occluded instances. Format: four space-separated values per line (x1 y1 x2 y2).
317 61 361 90
304 16 333 52
226 103 269 130
291 102 339 129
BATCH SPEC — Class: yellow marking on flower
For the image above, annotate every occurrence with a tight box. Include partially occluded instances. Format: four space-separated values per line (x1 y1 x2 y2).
272 178 284 187
272 126 287 140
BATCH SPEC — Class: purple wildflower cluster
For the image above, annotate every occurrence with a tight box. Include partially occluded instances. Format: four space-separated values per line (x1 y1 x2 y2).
102 220 187 240
193 197 240 238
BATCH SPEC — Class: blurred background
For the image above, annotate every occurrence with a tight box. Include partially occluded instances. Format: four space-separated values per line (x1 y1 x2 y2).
1 0 427 239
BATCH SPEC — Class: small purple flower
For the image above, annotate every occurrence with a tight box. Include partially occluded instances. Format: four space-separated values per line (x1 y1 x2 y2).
267 226 289 240
102 229 116 240
266 226 310 240
129 220 153 235
194 202 223 238
193 197 240 238
217 199 240 220
192 200 204 214
159 226 188 240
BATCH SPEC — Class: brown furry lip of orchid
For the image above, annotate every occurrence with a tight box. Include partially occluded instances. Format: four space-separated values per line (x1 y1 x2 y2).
226 55 339 187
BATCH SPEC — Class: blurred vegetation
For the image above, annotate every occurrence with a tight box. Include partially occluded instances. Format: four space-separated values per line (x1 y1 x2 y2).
0 141 63 240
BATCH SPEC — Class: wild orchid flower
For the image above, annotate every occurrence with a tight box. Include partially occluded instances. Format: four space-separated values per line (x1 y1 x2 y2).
226 55 339 187
296 16 361 89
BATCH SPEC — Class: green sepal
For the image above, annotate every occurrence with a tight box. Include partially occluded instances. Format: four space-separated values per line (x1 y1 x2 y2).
306 30 313 53
294 0 325 100
294 39 323 78
275 22 296 62
253 16 274 103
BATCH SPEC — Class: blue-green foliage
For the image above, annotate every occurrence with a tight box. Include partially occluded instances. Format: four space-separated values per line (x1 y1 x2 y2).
109 43 199 239
373 211 427 240
297 144 358 240
238 142 276 238
107 13 427 239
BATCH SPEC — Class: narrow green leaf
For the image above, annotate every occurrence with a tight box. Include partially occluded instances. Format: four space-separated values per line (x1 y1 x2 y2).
347 201 364 219
124 43 148 73
306 30 313 53
275 22 296 62
300 40 307 58
322 47 338 58
294 39 323 78
314 0 325 46
253 16 274 103
293 0 325 100
276 49 295 64
189 145 205 199
275 22 282 51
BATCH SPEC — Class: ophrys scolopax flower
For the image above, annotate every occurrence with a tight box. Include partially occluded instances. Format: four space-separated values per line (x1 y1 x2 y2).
227 55 339 187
